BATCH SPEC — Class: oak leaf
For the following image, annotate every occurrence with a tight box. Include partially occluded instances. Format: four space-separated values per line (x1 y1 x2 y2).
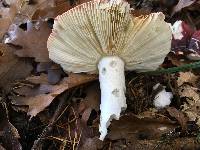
6 20 51 62
12 73 97 118
0 103 22 150
0 0 23 40
172 0 196 15
0 44 33 92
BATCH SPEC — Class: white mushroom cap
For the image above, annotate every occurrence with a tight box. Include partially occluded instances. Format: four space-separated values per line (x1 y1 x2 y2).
47 0 172 74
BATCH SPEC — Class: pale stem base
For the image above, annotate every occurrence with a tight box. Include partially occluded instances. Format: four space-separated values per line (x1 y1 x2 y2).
98 56 127 140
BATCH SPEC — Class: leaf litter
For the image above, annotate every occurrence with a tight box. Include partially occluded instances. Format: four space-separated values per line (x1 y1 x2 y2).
0 0 200 149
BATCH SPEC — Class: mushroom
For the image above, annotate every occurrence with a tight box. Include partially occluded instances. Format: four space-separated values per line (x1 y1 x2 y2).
47 0 172 140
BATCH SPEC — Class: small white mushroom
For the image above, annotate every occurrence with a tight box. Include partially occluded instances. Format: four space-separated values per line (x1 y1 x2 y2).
47 0 172 140
153 83 173 109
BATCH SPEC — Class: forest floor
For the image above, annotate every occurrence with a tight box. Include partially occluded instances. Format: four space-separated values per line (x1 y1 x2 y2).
0 0 200 149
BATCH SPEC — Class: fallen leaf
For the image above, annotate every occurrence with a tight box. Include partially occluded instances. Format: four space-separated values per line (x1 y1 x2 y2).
12 73 97 118
0 44 33 92
78 83 100 124
179 84 200 126
0 145 6 150
108 114 176 141
32 0 91 20
31 0 71 20
167 107 188 130
0 0 23 40
36 62 52 72
79 136 103 150
54 0 74 17
19 0 55 19
172 0 196 15
177 72 198 86
81 108 92 124
47 64 63 84
36 62 64 84
81 83 100 111
0 102 22 150
177 71 200 126
6 20 51 62
26 73 49 85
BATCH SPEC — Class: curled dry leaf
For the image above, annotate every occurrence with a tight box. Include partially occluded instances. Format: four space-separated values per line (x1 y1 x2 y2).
179 84 200 126
178 72 200 126
78 83 100 124
0 145 6 150
32 0 91 20
6 20 51 62
0 44 32 92
108 114 176 141
22 0 70 20
36 62 63 84
172 0 196 15
81 83 100 111
47 63 63 84
0 0 23 40
177 72 198 87
79 136 103 150
11 73 97 118
167 107 188 130
0 103 22 150
26 73 49 85
36 62 52 72
19 0 55 20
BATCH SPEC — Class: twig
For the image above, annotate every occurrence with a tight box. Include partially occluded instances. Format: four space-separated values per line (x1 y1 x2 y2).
58 106 82 150
31 89 77 150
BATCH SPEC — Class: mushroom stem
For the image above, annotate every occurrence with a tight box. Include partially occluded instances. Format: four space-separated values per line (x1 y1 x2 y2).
98 56 127 140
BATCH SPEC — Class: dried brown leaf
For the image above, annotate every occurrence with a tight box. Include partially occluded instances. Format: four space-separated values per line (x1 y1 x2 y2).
30 0 71 20
19 0 54 19
81 108 92 123
0 44 32 92
0 103 22 150
6 20 51 62
167 107 188 130
177 71 200 126
36 62 52 72
172 0 196 15
12 73 97 118
179 84 200 126
108 114 176 141
0 0 23 40
78 83 100 124
47 64 63 84
177 72 198 87
79 136 103 150
26 73 49 84
32 0 91 20
82 83 100 111
0 145 6 150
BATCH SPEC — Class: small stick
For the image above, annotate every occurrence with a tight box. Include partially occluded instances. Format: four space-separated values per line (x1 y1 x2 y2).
31 89 77 150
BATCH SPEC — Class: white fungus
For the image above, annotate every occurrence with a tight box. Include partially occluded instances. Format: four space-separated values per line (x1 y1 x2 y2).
47 0 172 140
170 20 184 40
153 84 173 109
